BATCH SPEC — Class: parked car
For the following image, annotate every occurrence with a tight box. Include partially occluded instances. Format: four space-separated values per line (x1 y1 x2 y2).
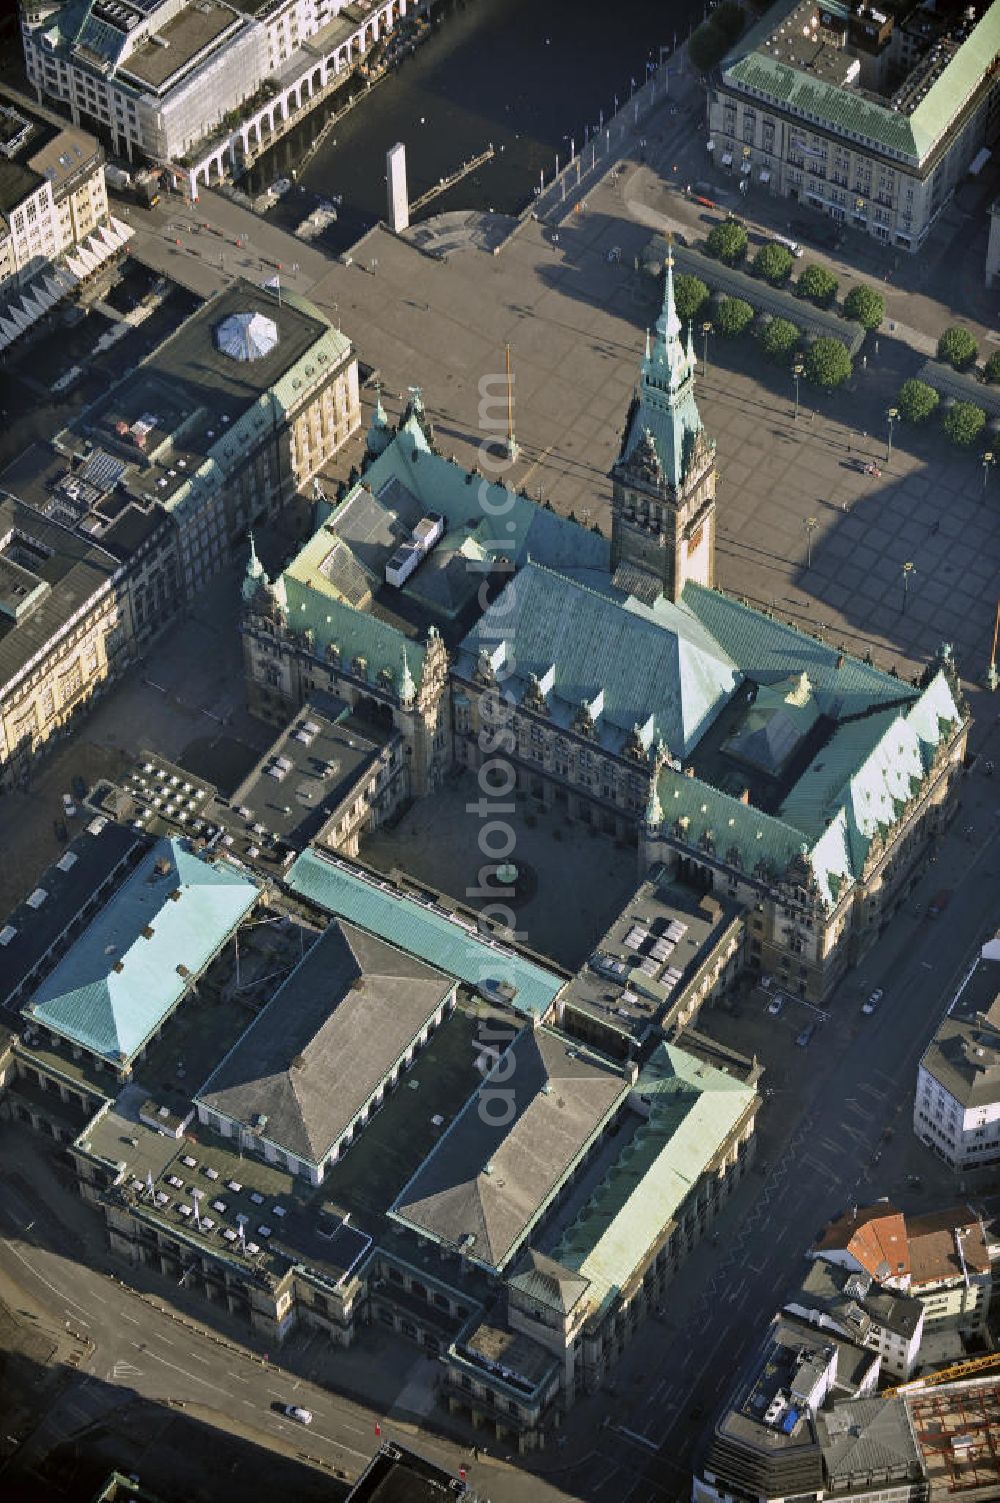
61 794 77 817
862 988 884 1015
767 995 784 1016
71 774 87 800
796 1022 816 1048
283 1405 312 1425
926 889 953 918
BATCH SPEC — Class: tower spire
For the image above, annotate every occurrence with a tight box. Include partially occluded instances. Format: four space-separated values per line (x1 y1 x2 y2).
660 234 683 344
241 531 267 603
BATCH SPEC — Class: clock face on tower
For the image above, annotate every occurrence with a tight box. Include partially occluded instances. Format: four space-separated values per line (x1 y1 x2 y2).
608 247 717 602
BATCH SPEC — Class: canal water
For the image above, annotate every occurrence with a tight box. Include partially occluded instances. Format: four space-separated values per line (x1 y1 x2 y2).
255 0 703 253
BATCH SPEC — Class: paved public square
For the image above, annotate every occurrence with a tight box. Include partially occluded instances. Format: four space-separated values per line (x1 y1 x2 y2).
363 771 642 971
103 140 999 716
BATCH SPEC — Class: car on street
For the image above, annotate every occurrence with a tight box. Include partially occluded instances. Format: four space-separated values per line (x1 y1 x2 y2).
282 1405 312 1425
61 793 77 817
767 995 784 1016
71 774 87 800
862 988 884 1015
796 1022 816 1048
926 889 953 918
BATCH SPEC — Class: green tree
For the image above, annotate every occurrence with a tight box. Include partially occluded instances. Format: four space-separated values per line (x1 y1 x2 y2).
752 242 794 286
715 296 755 339
705 219 748 266
843 283 885 330
674 273 710 323
896 378 940 425
943 401 986 446
796 263 839 308
937 325 978 371
755 316 799 364
804 336 852 390
985 350 1000 385
688 20 727 71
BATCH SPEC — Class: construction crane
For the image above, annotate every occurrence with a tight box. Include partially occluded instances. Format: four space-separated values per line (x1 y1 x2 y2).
884 1350 1000 1397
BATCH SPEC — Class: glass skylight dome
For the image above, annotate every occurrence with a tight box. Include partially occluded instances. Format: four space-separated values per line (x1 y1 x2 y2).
215 311 279 362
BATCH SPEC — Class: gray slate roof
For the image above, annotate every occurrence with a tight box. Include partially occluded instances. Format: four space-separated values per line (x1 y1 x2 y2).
389 1028 628 1273
508 1249 591 1316
817 1397 923 1487
919 958 1000 1110
196 919 454 1167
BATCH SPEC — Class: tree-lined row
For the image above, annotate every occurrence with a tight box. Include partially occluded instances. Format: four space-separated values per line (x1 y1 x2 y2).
703 221 885 327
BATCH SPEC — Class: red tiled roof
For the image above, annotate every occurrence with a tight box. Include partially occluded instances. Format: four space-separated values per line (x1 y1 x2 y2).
815 1204 910 1281
906 1205 991 1286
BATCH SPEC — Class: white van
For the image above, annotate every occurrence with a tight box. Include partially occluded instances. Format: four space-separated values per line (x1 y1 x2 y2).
771 233 804 257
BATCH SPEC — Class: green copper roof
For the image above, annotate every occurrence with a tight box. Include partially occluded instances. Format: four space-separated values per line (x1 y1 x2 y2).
680 585 914 719
779 671 961 866
722 671 821 774
722 0 1000 165
619 250 704 489
272 419 610 691
26 838 259 1066
652 669 961 908
284 849 563 1019
458 561 740 758
282 540 425 691
550 1043 755 1320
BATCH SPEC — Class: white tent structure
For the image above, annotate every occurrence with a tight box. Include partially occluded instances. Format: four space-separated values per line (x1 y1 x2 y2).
0 216 133 354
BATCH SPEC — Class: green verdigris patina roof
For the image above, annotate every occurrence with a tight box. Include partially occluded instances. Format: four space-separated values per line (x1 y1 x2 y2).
549 1042 755 1321
722 0 1000 165
618 251 704 490
285 847 564 1019
271 414 610 693
457 561 740 758
652 669 960 908
680 584 915 719
779 671 961 869
26 837 259 1066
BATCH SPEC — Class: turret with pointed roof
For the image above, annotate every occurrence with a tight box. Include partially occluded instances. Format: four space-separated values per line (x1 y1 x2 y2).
610 238 717 605
241 531 268 604
366 381 393 460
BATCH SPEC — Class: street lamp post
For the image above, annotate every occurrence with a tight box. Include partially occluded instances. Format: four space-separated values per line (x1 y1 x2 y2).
886 406 898 465
901 560 916 613
792 359 804 422
701 320 712 375
804 515 818 570
983 450 995 504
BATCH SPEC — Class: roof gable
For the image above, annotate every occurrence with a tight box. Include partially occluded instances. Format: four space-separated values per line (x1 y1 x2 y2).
459 563 739 758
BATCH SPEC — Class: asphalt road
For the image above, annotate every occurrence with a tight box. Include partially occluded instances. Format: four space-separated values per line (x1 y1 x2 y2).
539 762 1000 1503
0 1150 572 1503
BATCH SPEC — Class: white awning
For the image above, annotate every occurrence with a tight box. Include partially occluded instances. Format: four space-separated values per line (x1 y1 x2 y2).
721 152 733 167
706 139 716 151
759 169 771 183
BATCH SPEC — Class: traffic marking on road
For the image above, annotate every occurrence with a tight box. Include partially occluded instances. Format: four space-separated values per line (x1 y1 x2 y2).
111 1361 143 1380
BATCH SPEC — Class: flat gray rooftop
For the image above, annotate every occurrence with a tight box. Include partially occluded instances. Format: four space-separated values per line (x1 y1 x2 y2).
225 696 384 852
560 873 740 1044
0 496 119 691
920 952 1000 1109
119 0 239 91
